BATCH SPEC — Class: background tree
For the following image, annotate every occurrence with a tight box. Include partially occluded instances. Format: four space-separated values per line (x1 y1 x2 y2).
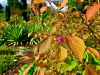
0 4 3 13
19 0 30 21
7 0 20 9
5 5 10 21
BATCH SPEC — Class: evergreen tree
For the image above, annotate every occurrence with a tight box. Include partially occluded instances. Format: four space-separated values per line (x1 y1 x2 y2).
7 0 20 9
5 5 10 21
19 0 27 9
0 4 3 12
19 0 30 21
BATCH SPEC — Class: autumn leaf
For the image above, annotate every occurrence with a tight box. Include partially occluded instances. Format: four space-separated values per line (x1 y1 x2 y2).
87 47 100 59
37 62 50 68
85 65 97 75
85 4 100 21
32 0 45 4
58 13 64 19
60 0 68 8
20 56 31 62
56 46 68 61
66 36 86 62
40 6 47 13
34 67 44 75
38 36 52 55
76 0 84 5
44 71 57 75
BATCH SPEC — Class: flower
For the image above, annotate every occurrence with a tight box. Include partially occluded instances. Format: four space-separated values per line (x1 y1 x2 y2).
57 35 66 44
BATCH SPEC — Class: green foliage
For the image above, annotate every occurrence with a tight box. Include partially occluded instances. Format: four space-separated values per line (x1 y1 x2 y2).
18 63 38 75
2 24 29 46
7 0 20 9
0 55 18 73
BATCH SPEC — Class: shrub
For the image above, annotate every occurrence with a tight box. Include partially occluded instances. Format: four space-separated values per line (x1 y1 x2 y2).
2 24 30 46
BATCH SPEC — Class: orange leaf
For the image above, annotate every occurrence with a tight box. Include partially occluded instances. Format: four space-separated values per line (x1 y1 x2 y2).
66 36 86 62
40 6 47 13
85 65 97 75
56 46 68 62
85 4 100 21
20 56 31 62
33 0 45 4
38 36 52 55
87 47 100 59
76 0 84 5
58 13 64 19
60 0 68 8
37 62 50 68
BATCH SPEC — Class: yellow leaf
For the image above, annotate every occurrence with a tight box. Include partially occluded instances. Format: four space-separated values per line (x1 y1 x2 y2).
85 4 100 21
87 47 100 59
56 46 68 61
82 32 90 39
38 36 52 55
66 36 86 62
85 65 97 75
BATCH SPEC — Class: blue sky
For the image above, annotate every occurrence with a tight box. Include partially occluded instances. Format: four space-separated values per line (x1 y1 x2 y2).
0 0 7 8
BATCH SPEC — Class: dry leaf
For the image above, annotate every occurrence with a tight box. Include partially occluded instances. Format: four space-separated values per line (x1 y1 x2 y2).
60 0 68 8
66 36 86 62
32 0 45 4
87 47 100 59
85 4 100 21
28 31 34 37
37 62 50 68
54 2 61 7
76 0 84 5
44 71 57 75
20 56 31 62
58 13 64 19
34 67 44 75
56 46 68 61
40 6 47 13
71 32 77 36
85 65 97 75
38 36 52 55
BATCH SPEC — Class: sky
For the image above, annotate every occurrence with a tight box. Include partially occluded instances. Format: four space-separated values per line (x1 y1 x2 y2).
0 0 7 8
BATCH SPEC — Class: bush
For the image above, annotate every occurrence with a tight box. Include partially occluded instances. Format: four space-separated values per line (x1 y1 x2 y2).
2 24 30 46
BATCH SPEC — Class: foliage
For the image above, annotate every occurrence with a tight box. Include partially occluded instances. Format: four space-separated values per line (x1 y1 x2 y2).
2 24 30 46
0 45 18 74
0 0 100 74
